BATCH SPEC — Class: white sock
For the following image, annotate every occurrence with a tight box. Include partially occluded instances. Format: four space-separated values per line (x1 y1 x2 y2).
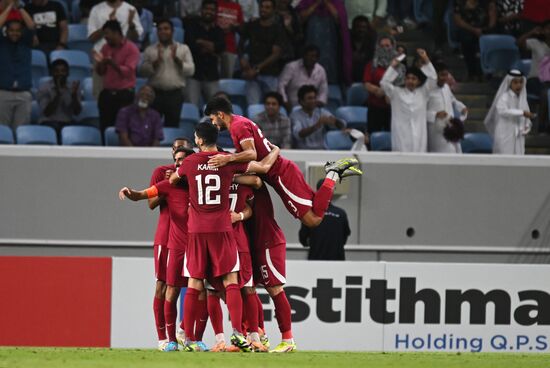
326 171 339 182
282 338 294 344
215 333 225 343
249 332 261 343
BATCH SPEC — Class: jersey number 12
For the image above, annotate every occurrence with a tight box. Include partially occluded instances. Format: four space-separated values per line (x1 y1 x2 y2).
195 174 221 205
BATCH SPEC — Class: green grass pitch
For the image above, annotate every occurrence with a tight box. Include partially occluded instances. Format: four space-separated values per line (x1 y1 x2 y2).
1 348 549 368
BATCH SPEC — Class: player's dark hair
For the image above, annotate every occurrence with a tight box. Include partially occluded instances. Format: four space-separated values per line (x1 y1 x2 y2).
102 20 123 35
173 137 192 145
298 85 318 102
202 0 218 8
204 96 233 115
434 62 448 73
304 44 320 56
264 91 283 106
174 146 195 157
195 122 219 146
156 18 174 30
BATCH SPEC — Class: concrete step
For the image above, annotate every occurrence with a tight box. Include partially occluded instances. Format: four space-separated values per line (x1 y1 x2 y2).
526 135 550 154
467 107 488 121
463 119 487 133
454 83 495 95
455 94 491 108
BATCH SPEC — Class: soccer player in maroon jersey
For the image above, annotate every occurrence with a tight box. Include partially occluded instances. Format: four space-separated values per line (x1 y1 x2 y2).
168 122 281 352
147 138 193 351
119 147 194 352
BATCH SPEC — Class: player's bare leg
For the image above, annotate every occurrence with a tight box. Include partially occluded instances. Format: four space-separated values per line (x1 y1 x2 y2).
154 281 168 350
301 158 363 228
222 272 252 352
265 285 296 353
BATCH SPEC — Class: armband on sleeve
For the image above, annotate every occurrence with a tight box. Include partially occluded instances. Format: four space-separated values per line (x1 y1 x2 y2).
145 186 159 199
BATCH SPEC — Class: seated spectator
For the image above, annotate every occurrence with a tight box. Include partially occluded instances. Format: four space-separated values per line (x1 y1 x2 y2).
184 0 225 108
496 0 523 36
299 179 350 261
278 45 328 112
115 85 164 146
275 0 303 62
217 0 243 78
453 0 497 81
0 8 35 130
297 0 352 84
291 85 345 149
253 92 291 148
180 0 202 19
239 0 286 105
140 18 194 127
25 0 67 54
94 20 140 132
37 59 82 134
133 0 153 50
350 15 377 83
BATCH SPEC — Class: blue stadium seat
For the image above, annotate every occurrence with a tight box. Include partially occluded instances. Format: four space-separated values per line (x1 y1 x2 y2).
514 59 531 76
346 83 368 106
327 84 343 113
51 0 69 17
160 127 187 147
325 130 353 150
180 103 200 125
16 125 58 145
149 26 184 44
218 79 247 111
61 125 102 146
82 77 94 101
444 5 460 49
479 35 520 75
217 130 234 148
170 17 183 29
135 77 148 92
336 106 368 131
31 101 41 124
104 126 119 146
68 24 93 55
50 50 92 81
76 101 100 127
32 49 48 89
246 104 287 118
0 125 14 144
370 131 392 151
461 133 493 153
178 122 196 141
413 0 433 24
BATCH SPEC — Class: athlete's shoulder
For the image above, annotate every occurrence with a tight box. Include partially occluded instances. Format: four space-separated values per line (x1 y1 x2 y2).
152 164 174 175
231 115 254 129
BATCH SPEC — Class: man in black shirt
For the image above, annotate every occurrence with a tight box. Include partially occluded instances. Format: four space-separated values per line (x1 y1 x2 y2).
238 0 287 104
184 0 225 107
25 0 68 54
299 180 351 260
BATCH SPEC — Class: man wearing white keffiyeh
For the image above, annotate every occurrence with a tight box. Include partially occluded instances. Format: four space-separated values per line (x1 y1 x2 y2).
484 70 536 155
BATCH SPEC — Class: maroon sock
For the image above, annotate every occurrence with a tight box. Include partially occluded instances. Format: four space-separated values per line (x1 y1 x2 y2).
163 299 178 342
272 291 292 337
243 293 259 334
255 293 265 330
225 284 243 333
183 288 200 341
194 297 208 341
153 297 166 340
311 179 335 218
207 294 224 335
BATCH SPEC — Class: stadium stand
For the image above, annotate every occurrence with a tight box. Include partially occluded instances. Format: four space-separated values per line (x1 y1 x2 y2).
324 130 353 150
180 103 200 126
104 126 119 146
479 35 521 75
50 50 93 82
461 132 493 154
336 106 368 132
61 126 103 146
16 125 58 145
31 49 49 89
370 131 392 151
346 83 369 106
0 125 14 144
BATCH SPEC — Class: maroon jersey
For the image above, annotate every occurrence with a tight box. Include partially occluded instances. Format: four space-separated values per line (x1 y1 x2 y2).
229 182 254 253
248 184 286 249
176 151 249 233
154 179 189 250
150 164 175 246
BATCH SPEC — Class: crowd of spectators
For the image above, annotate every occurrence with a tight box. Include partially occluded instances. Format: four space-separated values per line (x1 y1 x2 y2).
0 0 549 153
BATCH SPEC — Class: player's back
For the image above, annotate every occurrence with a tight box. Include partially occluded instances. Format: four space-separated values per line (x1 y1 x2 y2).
230 115 276 161
248 184 286 249
155 179 189 249
230 182 254 253
150 164 174 246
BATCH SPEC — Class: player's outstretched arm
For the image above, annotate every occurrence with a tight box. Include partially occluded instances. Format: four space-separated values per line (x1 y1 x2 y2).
208 139 258 168
233 174 263 190
246 144 280 174
118 187 149 202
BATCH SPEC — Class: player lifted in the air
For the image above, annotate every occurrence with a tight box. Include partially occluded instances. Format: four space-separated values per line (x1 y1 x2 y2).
204 96 363 228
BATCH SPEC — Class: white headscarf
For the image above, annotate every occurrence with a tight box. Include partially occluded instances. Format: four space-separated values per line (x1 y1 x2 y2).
484 70 531 137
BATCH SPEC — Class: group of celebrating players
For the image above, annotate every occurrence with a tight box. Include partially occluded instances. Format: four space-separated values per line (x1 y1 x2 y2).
119 96 363 353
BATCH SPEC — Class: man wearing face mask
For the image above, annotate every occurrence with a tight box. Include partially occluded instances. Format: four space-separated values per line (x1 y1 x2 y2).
37 58 82 135
115 85 164 146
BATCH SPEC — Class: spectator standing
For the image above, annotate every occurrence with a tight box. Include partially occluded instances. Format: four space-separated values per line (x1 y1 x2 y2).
297 0 352 84
141 18 195 127
432 0 449 55
25 0 68 54
386 0 416 29
291 84 345 149
239 0 286 105
37 59 82 133
350 15 377 83
380 49 437 153
0 0 23 21
180 0 202 19
216 0 243 78
0 5 35 129
184 0 225 107
115 85 164 146
133 0 153 49
345 0 387 28
496 0 523 36
275 0 303 62
278 45 328 111
363 35 403 134
252 91 292 148
238 0 258 21
299 179 350 261
453 0 497 81
94 20 140 132
517 21 550 95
